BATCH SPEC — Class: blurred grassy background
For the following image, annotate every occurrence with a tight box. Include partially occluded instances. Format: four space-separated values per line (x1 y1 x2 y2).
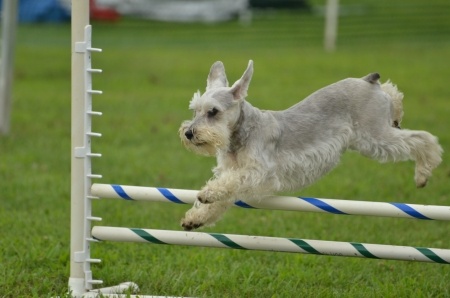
1 0 450 296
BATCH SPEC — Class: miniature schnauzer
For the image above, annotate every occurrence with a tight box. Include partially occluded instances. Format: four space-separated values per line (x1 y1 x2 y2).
178 60 443 231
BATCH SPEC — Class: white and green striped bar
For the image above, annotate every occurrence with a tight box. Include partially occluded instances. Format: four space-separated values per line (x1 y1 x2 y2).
91 226 450 264
91 183 450 221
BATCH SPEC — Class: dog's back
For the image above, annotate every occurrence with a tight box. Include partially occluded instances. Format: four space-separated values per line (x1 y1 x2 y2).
282 74 402 131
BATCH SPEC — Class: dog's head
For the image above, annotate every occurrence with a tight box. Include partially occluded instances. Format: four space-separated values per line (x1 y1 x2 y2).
179 60 254 156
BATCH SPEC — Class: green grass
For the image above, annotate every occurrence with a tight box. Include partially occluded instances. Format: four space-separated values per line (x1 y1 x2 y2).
1 1 450 296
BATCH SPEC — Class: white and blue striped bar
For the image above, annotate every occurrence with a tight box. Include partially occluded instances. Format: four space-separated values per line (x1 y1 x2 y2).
92 226 450 264
91 183 450 221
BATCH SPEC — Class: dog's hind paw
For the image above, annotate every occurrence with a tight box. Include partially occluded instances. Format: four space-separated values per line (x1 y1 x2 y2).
415 177 428 188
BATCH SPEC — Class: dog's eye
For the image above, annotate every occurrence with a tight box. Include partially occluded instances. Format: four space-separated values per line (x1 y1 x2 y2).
207 108 219 118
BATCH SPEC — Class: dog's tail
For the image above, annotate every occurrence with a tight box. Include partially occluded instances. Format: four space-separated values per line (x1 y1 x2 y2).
381 80 404 129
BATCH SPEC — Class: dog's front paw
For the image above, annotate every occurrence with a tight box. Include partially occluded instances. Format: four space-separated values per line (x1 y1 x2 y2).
197 188 216 204
181 198 230 230
181 205 206 231
198 185 233 203
181 218 204 231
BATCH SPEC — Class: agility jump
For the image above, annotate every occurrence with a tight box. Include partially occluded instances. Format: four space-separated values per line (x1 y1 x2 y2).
89 183 450 264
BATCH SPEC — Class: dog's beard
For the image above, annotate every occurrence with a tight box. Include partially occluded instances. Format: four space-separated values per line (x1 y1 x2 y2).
178 122 229 157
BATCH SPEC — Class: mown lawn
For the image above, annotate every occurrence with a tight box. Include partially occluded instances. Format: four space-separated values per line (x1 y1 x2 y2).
1 1 450 297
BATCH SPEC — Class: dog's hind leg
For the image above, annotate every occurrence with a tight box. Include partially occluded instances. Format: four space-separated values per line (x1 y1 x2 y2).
352 128 442 188
404 130 443 187
381 80 404 129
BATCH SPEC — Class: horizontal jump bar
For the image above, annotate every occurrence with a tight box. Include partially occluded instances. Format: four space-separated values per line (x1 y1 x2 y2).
91 183 450 221
92 226 450 264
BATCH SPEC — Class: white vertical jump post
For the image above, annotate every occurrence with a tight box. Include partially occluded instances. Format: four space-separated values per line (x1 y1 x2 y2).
324 0 339 52
69 0 102 294
69 1 140 296
0 0 18 135
69 0 450 296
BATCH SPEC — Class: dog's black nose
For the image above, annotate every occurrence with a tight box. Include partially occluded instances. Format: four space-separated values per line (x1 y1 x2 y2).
185 130 194 140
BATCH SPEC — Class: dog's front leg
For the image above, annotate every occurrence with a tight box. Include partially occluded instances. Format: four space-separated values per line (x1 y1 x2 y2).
181 199 233 231
197 171 242 204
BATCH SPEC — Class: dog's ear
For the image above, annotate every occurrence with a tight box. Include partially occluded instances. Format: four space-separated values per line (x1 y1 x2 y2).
230 60 253 101
206 61 229 90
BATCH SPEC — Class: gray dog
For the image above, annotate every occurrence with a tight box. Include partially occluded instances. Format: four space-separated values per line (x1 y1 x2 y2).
179 60 442 231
